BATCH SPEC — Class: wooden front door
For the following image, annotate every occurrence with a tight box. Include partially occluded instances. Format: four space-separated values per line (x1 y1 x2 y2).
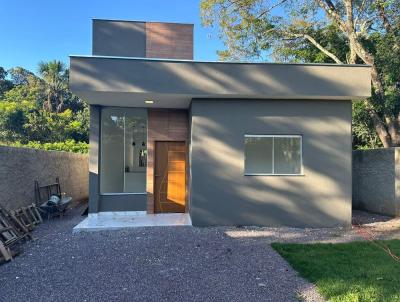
154 142 187 213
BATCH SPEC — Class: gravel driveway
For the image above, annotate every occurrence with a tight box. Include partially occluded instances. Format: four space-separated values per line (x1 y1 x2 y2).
0 204 324 302
2 205 399 302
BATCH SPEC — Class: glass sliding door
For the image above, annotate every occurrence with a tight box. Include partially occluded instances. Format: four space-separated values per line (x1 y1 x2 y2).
100 108 147 194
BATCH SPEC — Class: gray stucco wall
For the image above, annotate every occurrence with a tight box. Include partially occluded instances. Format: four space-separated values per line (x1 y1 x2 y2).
92 20 146 57
99 194 147 212
0 146 88 210
190 99 352 228
353 148 400 216
89 105 100 213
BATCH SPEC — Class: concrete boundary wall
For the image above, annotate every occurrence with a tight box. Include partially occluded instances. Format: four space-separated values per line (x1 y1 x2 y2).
0 146 88 210
353 148 400 216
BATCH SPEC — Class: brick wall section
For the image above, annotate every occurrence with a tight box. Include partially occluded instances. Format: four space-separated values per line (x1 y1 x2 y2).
0 146 88 210
146 109 189 213
145 22 193 60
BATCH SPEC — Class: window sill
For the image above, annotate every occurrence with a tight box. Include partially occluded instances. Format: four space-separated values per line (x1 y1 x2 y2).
100 192 147 196
244 173 305 176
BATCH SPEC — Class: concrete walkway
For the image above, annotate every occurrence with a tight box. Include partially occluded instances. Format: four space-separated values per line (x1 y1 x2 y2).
73 211 192 232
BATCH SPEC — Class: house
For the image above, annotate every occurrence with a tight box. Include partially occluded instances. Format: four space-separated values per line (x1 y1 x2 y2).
69 19 371 228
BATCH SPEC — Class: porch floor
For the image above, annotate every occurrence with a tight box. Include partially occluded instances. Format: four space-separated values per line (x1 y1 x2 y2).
73 211 192 232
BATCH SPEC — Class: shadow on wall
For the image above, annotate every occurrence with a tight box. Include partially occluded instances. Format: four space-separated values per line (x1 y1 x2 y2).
70 55 367 98
189 100 352 228
0 146 89 211
72 57 356 227
93 20 146 57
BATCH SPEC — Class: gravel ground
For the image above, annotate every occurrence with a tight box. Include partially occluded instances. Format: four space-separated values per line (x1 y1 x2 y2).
227 210 400 244
1 205 399 302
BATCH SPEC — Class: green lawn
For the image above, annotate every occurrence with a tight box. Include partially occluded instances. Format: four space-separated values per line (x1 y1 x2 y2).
272 240 400 302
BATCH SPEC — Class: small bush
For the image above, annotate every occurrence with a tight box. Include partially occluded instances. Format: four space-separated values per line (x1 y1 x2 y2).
1 139 88 153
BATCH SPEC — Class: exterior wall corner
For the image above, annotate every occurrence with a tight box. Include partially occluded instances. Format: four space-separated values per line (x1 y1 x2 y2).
89 105 101 213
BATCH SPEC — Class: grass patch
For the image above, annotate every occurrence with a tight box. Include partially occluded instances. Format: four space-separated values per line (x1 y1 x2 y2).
272 240 400 302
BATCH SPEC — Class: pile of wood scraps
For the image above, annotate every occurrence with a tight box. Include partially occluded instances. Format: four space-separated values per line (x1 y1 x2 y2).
0 204 42 262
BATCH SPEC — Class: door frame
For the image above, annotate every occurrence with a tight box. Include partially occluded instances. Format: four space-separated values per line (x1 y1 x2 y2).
153 140 189 213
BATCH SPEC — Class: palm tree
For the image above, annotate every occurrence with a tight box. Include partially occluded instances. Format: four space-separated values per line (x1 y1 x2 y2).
38 60 68 112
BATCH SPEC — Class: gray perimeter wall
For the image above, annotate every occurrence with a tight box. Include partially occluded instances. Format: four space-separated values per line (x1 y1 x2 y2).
0 146 88 210
190 99 352 228
353 148 400 216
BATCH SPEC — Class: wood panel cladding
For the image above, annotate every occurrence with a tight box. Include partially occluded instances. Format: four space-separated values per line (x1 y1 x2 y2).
146 109 189 213
146 22 193 60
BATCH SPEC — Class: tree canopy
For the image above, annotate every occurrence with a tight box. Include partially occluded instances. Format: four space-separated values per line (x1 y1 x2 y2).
201 0 400 148
0 61 88 153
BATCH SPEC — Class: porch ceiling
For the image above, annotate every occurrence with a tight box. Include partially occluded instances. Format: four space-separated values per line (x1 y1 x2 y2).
69 55 372 108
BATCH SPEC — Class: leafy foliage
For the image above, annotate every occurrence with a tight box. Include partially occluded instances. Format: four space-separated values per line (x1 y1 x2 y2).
353 101 382 149
201 0 400 149
0 67 14 98
0 61 88 153
2 140 88 153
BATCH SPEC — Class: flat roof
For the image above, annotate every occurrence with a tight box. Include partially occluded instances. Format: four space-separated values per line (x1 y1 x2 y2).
92 18 194 26
69 55 372 108
69 54 370 68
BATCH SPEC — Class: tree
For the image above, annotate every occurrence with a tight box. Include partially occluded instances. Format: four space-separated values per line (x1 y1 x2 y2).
38 60 69 113
201 0 400 147
2 69 45 107
0 67 13 98
0 100 32 142
8 67 36 86
0 61 89 148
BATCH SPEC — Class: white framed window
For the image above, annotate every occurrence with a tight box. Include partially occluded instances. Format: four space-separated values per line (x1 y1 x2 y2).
244 135 303 175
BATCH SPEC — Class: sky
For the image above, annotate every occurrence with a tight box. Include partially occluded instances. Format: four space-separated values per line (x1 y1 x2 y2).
0 0 224 73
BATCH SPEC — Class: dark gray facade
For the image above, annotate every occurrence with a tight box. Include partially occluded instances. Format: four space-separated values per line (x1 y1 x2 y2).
189 99 352 228
88 105 100 213
70 56 371 109
92 20 146 57
98 194 146 212
71 19 371 227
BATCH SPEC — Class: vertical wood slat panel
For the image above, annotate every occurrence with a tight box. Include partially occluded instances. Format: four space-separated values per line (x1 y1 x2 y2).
147 109 189 213
145 22 193 60
154 142 186 213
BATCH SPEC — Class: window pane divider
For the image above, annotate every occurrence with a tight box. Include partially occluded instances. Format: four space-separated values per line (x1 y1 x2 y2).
272 137 275 174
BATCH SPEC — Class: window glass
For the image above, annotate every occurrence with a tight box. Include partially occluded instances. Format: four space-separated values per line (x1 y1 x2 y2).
100 108 147 193
244 135 302 175
244 137 273 174
274 137 302 174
